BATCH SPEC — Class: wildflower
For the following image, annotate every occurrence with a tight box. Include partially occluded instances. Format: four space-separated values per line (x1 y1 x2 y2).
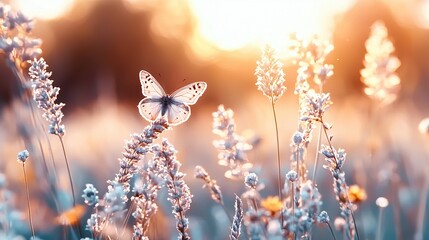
361 21 401 105
261 196 283 215
55 205 86 226
230 195 243 240
321 145 356 239
131 171 163 238
104 182 127 215
376 197 389 240
255 44 286 103
82 184 99 206
286 170 298 182
0 3 42 64
212 105 253 179
318 211 330 223
85 117 169 238
113 118 168 197
289 35 334 94
86 213 102 233
375 197 389 208
300 90 332 122
314 64 334 86
153 139 192 240
17 149 35 238
194 165 223 204
17 149 29 163
244 172 258 189
292 131 304 145
348 185 367 204
300 180 322 217
29 58 65 137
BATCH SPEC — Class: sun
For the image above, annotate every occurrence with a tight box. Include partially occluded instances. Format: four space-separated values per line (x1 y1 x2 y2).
187 0 356 58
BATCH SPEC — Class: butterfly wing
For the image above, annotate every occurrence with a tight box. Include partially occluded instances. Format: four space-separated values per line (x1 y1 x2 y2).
138 98 163 122
139 70 166 97
165 102 191 126
170 82 207 105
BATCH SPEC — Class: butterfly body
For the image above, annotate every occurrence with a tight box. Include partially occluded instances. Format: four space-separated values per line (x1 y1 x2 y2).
138 70 207 126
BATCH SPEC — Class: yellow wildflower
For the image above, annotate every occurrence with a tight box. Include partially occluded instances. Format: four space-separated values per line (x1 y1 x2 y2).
348 185 367 204
261 196 283 215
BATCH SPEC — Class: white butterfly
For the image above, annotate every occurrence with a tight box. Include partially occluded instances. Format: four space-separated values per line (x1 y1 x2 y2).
138 70 207 126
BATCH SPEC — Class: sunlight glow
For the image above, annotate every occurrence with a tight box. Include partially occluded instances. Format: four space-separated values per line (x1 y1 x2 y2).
416 0 429 28
188 0 355 53
13 0 75 20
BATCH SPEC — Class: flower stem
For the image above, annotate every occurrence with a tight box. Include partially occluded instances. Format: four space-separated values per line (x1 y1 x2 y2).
312 123 323 184
271 100 283 226
312 84 324 185
58 136 83 238
58 136 76 206
351 210 360 240
22 163 36 239
415 174 429 240
326 222 337 240
291 181 296 240
376 207 384 240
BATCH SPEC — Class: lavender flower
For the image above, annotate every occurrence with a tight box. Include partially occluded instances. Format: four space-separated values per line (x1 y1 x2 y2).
289 35 334 94
86 213 102 234
0 3 42 64
112 118 168 196
153 139 192 240
282 180 323 239
282 178 322 238
300 90 332 123
29 58 66 137
82 184 99 206
230 195 243 240
255 45 286 103
194 165 223 204
86 119 168 237
361 21 400 105
299 181 322 227
212 105 253 179
104 182 127 217
131 156 164 238
321 145 355 239
242 173 266 240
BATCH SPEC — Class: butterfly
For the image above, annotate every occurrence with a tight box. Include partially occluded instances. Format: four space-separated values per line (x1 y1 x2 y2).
138 70 207 126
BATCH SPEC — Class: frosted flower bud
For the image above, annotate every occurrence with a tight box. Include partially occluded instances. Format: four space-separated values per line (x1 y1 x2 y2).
17 150 29 163
82 184 99 206
286 170 298 182
244 173 258 189
318 211 330 223
292 131 303 144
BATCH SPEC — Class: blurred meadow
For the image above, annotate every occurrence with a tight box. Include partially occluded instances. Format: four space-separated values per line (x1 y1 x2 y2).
1 0 429 239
